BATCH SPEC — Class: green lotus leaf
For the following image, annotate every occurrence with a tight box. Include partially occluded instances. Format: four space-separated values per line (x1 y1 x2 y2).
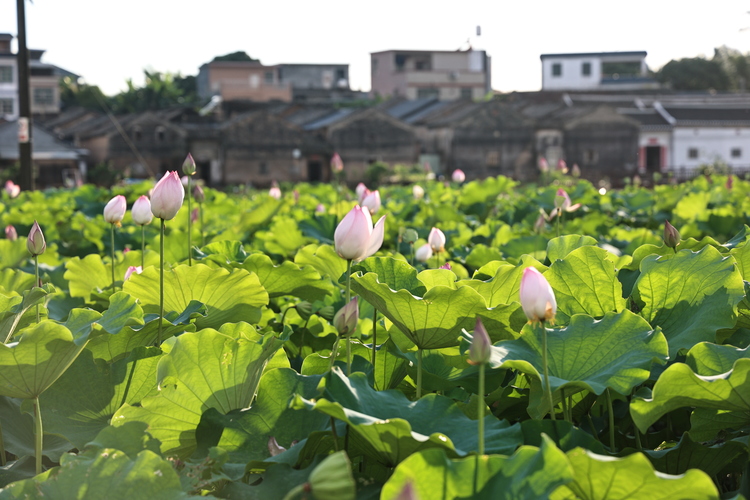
193 240 248 267
0 321 91 399
242 253 332 301
83 421 162 460
638 432 748 477
544 246 627 324
417 269 458 291
550 448 719 500
37 347 162 449
630 359 750 434
64 252 160 302
0 269 35 295
488 310 668 419
0 285 54 343
350 258 423 296
294 243 347 285
123 263 268 329
458 255 546 307
96 291 144 335
0 239 31 271
519 420 606 455
0 396 74 463
257 216 309 257
686 342 750 376
547 234 598 262
632 246 745 356
381 436 571 500
113 325 284 458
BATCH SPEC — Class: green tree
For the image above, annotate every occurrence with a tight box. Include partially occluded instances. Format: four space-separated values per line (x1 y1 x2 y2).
657 57 731 91
212 51 258 62
59 77 109 111
109 70 187 113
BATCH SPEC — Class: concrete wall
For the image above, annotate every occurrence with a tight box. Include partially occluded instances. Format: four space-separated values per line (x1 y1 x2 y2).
672 127 750 170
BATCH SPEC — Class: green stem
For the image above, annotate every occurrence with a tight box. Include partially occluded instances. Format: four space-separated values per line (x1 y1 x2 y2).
634 423 643 451
110 224 116 292
187 176 192 266
330 417 340 452
199 203 205 247
606 388 616 452
34 396 42 475
410 242 415 267
478 363 485 456
561 387 570 423
141 225 145 269
556 212 561 238
328 337 340 372
541 322 555 420
158 219 165 345
416 348 423 399
34 255 39 323
586 412 600 442
371 309 377 376
281 484 307 500
739 459 750 499
345 259 352 376
0 419 6 466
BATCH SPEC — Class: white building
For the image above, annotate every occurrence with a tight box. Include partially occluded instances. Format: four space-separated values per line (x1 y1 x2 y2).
540 51 659 91
0 34 16 120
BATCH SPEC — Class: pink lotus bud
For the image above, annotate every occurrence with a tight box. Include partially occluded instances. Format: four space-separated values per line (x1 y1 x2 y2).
151 171 185 220
181 175 190 187
538 157 549 172
122 247 131 254
330 153 344 173
664 220 680 249
103 195 127 225
192 184 205 203
468 317 491 365
534 213 546 233
191 207 199 223
4 180 20 198
358 187 370 204
334 205 386 262
27 221 46 257
519 267 556 323
415 243 433 263
293 190 300 203
355 182 368 200
269 186 282 199
423 161 432 173
557 159 568 173
451 169 466 183
395 480 418 500
555 189 571 211
412 185 425 200
333 297 358 337
727 175 734 190
439 262 452 270
360 189 381 214
131 195 153 225
316 203 326 214
268 436 287 457
571 164 581 177
428 227 446 253
182 153 196 176
124 266 142 282
5 225 17 241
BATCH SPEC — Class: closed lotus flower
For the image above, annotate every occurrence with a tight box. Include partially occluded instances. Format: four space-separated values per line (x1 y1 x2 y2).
103 195 127 225
428 227 446 253
269 186 282 199
664 220 680 249
412 184 425 200
519 267 556 323
451 169 466 183
551 188 581 218
5 225 17 241
360 189 381 214
468 317 491 365
131 196 153 225
334 205 386 262
5 180 20 198
27 221 45 257
415 243 432 263
331 153 344 173
124 266 142 281
151 171 184 220
333 297 358 337
355 182 368 200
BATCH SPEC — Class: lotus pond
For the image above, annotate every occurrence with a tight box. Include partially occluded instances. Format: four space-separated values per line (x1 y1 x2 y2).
0 174 748 499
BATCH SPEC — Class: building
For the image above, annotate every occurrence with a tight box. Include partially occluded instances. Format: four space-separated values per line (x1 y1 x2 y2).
370 49 491 101
277 64 364 103
197 60 292 103
540 51 659 92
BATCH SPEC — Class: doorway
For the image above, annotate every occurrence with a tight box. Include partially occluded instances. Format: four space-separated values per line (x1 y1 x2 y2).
645 146 661 172
308 160 322 182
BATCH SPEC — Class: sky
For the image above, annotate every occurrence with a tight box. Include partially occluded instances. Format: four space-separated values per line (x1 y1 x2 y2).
3 0 750 96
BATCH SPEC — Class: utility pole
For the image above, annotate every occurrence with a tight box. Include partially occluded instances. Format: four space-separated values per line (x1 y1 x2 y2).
16 0 34 191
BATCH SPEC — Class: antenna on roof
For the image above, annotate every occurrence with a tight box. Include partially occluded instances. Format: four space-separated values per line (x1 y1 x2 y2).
476 26 481 37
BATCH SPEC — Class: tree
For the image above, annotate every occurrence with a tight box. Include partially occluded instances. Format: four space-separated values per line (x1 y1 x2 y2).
59 77 109 111
212 51 258 62
657 57 731 91
109 70 189 113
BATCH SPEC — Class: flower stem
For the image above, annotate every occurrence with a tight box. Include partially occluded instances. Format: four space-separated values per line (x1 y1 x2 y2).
606 388 616 452
416 348 423 399
281 484 306 500
199 203 205 246
410 242 415 266
34 396 42 475
371 309 377 376
477 363 485 456
34 255 39 323
141 225 145 269
187 176 192 266
556 211 562 238
158 218 165 345
0 418 6 466
110 223 116 292
561 387 570 422
330 416 340 451
345 259 352 376
541 322 555 420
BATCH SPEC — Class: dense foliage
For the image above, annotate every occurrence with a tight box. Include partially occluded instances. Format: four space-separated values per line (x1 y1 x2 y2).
0 174 748 499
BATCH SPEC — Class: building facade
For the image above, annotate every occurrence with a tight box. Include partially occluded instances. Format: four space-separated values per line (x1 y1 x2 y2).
540 51 659 92
197 60 292 102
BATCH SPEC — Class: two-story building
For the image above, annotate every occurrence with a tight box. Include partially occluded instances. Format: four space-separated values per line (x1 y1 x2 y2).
540 51 659 92
370 49 491 101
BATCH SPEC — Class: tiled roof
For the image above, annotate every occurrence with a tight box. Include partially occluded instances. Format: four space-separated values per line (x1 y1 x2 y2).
0 121 84 160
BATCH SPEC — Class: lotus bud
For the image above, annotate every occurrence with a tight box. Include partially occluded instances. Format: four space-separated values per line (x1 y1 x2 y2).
308 451 356 500
360 189 381 214
316 203 326 214
727 175 734 190
151 171 185 220
103 195 127 225
191 207 199 223
192 184 205 203
423 161 432 173
538 157 549 172
557 159 568 173
181 175 189 187
415 243 433 263
402 228 418 245
664 220 680 249
571 163 581 177
554 189 570 210
333 297 358 337
267 436 287 457
293 190 300 203
5 225 17 241
534 213 546 233
355 182 368 199
269 186 282 199
5 180 20 198
296 301 313 320
468 317 491 365
27 221 46 257
182 153 196 176
428 227 446 253
122 247 131 254
131 195 153 225
331 153 344 173
519 267 556 323
439 262 452 270
451 169 466 183
412 184 425 200
334 205 386 262
318 305 335 321
395 481 418 500
124 266 142 282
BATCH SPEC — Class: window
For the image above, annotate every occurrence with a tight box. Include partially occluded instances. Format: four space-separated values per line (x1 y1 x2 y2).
485 151 499 166
460 88 473 100
259 162 268 175
33 88 54 106
132 126 142 142
416 88 439 99
583 149 598 164
688 148 699 159
732 148 742 158
582 62 591 76
155 126 165 142
264 71 274 84
552 63 562 77
0 98 12 114
0 66 12 83
335 69 346 80
371 58 378 73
